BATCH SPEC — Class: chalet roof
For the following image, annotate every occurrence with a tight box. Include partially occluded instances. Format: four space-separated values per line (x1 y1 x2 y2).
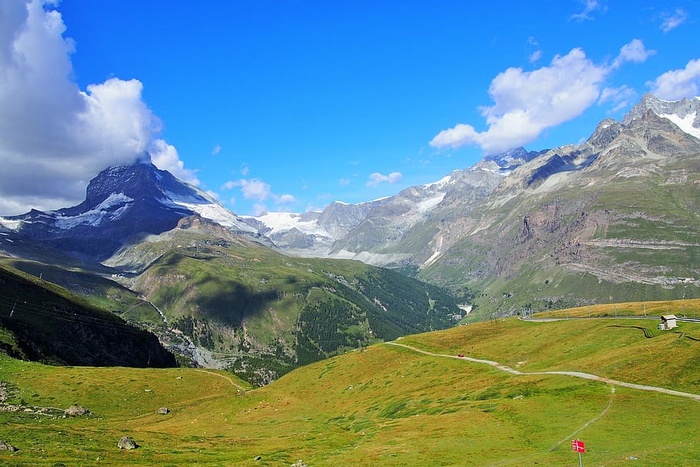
660 315 677 321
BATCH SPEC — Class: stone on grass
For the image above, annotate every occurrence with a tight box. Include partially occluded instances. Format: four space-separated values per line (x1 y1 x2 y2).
157 407 170 415
117 436 138 450
0 440 17 452
64 405 89 417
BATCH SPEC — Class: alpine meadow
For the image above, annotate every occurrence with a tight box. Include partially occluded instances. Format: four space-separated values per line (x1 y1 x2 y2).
1 1 699 465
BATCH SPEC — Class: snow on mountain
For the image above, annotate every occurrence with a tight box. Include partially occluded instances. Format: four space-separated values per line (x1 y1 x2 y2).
162 189 258 234
53 193 133 229
247 211 330 237
624 94 700 139
660 111 700 139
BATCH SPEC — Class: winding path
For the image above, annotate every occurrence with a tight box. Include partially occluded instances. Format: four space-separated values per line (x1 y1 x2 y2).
386 341 700 401
192 368 247 391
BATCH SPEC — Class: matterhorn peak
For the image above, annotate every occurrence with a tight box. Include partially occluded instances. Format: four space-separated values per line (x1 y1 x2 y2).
134 152 152 165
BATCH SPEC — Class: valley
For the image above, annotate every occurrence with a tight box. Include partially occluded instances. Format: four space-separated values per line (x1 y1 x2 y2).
1 302 698 465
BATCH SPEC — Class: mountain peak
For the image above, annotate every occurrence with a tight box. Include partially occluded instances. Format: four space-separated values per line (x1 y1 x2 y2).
4 158 259 260
622 94 700 139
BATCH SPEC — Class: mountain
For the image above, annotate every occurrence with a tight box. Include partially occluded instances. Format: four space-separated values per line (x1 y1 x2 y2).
242 148 545 266
2 93 698 378
99 217 463 385
0 158 464 385
0 262 176 367
0 156 262 261
249 94 700 314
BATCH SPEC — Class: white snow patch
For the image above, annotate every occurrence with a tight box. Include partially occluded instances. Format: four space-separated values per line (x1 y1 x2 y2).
54 193 133 229
167 199 258 233
416 193 445 213
253 211 331 237
0 218 21 231
660 111 700 139
422 175 453 189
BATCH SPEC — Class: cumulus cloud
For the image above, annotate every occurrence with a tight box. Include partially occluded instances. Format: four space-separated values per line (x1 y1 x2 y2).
647 58 700 100
222 178 271 201
366 172 403 188
430 40 654 155
150 139 199 185
611 39 655 69
211 144 221 155
660 8 687 33
0 0 194 215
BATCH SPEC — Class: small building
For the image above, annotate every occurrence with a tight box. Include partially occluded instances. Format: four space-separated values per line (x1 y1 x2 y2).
658 315 678 330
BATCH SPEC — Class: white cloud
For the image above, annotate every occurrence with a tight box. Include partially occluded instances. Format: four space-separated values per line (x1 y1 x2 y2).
240 163 250 176
647 58 700 100
431 48 606 154
598 85 637 112
431 40 653 155
527 36 541 63
570 0 605 21
366 172 403 188
274 194 297 205
339 178 351 186
212 144 221 155
150 139 199 185
0 0 194 215
222 178 271 201
660 8 687 33
611 39 655 69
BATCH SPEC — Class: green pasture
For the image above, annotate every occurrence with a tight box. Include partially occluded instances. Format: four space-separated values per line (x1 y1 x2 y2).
1 313 699 465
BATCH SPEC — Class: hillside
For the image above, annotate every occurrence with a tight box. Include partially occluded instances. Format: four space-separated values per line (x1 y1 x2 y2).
102 217 463 385
0 300 698 465
0 263 175 368
0 159 465 385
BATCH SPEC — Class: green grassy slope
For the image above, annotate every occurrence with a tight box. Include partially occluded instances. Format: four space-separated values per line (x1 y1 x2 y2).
1 306 698 465
421 155 700 317
123 229 462 384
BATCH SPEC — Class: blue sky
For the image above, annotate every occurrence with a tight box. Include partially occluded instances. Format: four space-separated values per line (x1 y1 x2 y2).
0 1 699 216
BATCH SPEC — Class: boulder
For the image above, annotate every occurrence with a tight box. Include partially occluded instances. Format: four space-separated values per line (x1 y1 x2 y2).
117 436 138 450
0 440 17 452
64 405 89 417
157 407 170 415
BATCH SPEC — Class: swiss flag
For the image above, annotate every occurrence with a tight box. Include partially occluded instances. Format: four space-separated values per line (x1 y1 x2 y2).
571 439 586 453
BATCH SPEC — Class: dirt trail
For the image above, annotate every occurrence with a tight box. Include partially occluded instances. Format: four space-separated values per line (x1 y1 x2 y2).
386 341 700 401
192 368 246 391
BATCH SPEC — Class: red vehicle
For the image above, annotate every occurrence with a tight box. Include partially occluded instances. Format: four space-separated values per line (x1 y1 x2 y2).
457 353 464 358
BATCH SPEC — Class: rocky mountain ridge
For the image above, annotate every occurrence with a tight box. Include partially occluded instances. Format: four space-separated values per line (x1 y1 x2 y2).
1 93 698 323
247 94 700 313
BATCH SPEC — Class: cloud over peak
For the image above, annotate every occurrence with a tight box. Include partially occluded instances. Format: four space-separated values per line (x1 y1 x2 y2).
0 0 195 215
430 40 655 155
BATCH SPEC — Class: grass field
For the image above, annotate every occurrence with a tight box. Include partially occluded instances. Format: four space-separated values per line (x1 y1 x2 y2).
1 307 699 465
